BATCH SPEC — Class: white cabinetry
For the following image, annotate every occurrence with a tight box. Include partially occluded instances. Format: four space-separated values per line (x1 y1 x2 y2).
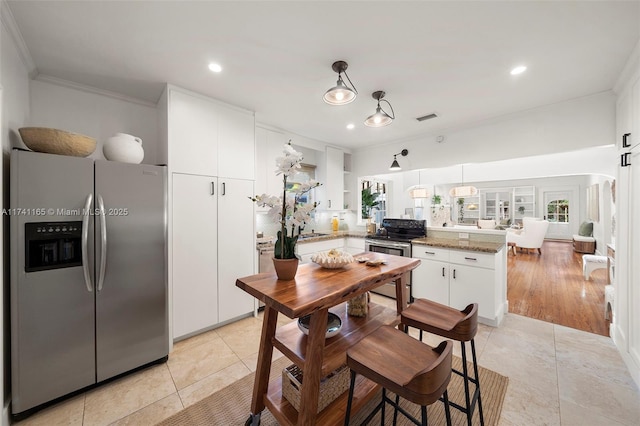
411 244 507 326
323 146 344 210
448 252 498 322
172 173 218 338
172 174 256 338
169 90 219 176
217 178 256 323
167 86 256 340
168 87 255 180
412 247 450 305
344 237 365 255
218 106 256 180
296 239 345 264
255 127 287 207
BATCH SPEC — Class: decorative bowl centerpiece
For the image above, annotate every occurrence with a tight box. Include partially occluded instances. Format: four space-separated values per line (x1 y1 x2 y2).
19 127 96 157
311 249 354 269
297 313 343 338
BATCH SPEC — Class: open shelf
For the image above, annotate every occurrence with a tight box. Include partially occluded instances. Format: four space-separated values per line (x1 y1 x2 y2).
273 302 399 376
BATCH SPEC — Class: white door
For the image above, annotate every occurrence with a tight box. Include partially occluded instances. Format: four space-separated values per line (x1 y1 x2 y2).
629 146 640 367
172 173 218 339
217 178 256 323
543 191 572 240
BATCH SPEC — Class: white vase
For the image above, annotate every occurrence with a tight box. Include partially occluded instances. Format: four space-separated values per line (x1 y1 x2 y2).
103 133 144 164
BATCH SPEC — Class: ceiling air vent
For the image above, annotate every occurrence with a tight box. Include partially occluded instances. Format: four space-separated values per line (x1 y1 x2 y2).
416 113 438 122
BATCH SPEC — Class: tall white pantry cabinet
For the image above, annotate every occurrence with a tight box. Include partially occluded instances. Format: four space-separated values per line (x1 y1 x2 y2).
163 86 256 340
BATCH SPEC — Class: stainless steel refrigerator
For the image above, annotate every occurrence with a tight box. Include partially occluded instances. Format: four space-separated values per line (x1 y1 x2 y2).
10 149 168 416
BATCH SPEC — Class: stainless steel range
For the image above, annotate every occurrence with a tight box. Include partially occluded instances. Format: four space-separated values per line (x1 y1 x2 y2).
364 218 426 300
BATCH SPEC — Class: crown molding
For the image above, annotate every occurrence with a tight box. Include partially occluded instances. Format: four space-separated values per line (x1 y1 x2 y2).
35 74 158 108
0 0 37 77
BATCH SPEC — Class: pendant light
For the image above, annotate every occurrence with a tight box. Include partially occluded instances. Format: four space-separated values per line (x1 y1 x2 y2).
389 149 408 171
408 170 431 199
323 61 358 105
449 164 478 197
364 91 395 127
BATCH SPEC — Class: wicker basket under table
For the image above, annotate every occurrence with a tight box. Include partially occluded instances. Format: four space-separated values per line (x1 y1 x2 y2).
282 364 350 413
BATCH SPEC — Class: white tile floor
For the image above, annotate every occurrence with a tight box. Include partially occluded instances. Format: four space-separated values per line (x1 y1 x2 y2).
14 295 640 425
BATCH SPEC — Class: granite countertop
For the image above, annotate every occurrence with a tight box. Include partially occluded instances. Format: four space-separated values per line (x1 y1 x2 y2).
411 237 505 253
296 230 368 244
257 230 368 249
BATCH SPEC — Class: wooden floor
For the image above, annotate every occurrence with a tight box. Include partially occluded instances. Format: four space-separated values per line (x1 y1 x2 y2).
507 240 610 336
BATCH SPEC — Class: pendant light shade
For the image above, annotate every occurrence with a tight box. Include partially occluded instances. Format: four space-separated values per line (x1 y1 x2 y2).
389 149 408 171
449 164 478 197
449 185 478 197
408 185 432 199
365 91 395 127
323 61 358 105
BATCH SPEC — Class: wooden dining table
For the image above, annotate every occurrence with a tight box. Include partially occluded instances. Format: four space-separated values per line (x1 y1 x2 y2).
236 252 420 426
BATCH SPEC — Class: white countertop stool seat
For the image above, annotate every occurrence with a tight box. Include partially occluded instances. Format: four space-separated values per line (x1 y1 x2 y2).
583 254 607 280
604 285 615 320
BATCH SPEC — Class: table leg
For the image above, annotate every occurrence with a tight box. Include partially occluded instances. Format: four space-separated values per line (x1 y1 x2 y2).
297 308 329 425
395 273 408 332
250 306 279 417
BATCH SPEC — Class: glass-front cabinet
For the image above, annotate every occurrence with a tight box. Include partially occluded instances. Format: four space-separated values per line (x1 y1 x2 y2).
481 190 512 223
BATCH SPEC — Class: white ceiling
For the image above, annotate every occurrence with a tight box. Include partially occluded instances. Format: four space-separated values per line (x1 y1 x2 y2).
7 1 640 150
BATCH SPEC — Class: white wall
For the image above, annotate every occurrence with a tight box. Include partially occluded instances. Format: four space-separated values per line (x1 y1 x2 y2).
351 91 616 180
1 2 31 422
28 79 160 165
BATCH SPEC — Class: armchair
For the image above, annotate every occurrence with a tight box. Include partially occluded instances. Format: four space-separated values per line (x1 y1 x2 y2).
506 219 550 255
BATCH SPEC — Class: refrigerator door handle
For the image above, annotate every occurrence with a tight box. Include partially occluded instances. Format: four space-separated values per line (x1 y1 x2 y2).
97 195 108 292
81 193 93 292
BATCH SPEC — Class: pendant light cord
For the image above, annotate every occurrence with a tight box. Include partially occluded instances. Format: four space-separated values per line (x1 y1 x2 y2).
342 71 358 94
379 99 395 119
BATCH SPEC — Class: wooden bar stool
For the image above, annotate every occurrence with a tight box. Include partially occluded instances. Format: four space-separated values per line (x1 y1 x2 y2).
401 300 484 426
344 325 453 426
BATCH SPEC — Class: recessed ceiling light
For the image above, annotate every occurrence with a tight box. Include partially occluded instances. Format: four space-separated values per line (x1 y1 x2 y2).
510 65 527 75
346 123 355 130
208 63 222 73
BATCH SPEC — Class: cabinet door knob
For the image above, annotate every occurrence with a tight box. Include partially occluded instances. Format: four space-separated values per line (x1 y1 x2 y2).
442 267 445 277
222 182 226 195
328 200 332 208
464 257 477 261
425 251 435 255
453 269 456 279
210 182 214 195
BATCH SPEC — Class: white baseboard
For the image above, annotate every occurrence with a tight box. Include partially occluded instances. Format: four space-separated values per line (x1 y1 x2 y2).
612 324 640 389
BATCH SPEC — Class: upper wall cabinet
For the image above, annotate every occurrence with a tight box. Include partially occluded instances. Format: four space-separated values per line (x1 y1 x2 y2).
169 90 219 176
255 127 287 202
218 105 255 180
167 87 255 179
323 146 344 210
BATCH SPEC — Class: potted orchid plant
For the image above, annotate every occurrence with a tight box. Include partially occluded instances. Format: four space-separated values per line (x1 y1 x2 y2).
250 142 321 279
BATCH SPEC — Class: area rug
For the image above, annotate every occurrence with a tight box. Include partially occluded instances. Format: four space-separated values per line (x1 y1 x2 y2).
158 355 508 425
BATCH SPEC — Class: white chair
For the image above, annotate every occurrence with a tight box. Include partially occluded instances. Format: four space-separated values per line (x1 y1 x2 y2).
506 219 550 255
583 254 608 280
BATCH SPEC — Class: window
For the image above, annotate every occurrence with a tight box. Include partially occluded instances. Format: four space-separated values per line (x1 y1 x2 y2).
359 178 388 224
547 199 569 222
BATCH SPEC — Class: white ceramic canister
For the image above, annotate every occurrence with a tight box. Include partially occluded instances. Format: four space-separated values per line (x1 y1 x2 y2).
103 133 144 164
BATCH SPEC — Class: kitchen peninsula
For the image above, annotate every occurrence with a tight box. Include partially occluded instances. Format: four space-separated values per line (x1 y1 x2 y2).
236 253 419 426
411 227 507 326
